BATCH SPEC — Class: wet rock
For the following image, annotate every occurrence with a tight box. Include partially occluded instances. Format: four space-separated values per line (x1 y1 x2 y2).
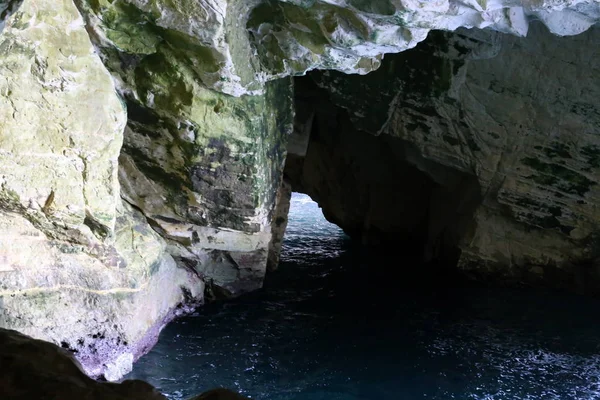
0 328 250 400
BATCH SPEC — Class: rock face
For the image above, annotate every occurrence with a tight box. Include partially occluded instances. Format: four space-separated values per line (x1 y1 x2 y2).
70 0 600 95
116 78 293 298
0 0 293 380
286 22 600 294
2 0 600 383
0 328 250 400
267 179 292 270
0 0 203 380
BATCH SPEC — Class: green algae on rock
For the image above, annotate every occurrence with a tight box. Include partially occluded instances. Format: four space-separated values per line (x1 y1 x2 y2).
3 0 600 385
118 78 294 296
72 0 600 95
0 0 204 381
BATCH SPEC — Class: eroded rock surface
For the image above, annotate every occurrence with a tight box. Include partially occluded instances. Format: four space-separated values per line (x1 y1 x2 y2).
0 0 580 96
2 0 600 383
287 22 600 293
116 78 294 297
0 0 204 380
0 0 294 380
69 0 600 96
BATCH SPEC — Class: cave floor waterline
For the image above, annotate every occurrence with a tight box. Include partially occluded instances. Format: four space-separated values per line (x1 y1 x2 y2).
125 193 600 400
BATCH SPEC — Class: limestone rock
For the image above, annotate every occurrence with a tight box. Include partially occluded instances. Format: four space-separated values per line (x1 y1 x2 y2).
288 22 600 293
0 203 205 380
64 0 600 96
267 179 292 270
0 0 125 242
2 0 600 385
70 0 296 298
0 0 204 380
114 73 294 297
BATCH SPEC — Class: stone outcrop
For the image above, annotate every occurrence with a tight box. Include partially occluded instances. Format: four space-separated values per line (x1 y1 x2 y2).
286 22 600 294
0 0 204 380
0 328 249 400
267 179 292 270
2 0 600 383
70 0 600 96
3 0 596 95
115 77 293 298
0 0 294 380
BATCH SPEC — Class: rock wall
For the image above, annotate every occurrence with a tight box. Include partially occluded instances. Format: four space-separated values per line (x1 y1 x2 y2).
287 22 600 294
0 0 293 379
267 178 292 270
2 0 600 382
116 77 293 298
0 0 205 380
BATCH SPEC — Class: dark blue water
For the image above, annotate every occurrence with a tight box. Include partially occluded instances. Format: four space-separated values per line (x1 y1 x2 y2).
126 193 600 400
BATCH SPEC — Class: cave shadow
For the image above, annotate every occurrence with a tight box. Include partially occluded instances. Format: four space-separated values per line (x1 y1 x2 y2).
0 0 24 31
279 75 484 296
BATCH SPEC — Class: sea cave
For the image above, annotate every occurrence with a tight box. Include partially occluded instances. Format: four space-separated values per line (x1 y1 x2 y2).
1 0 600 398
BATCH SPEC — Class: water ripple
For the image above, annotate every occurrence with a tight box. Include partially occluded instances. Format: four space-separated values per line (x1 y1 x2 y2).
126 193 600 400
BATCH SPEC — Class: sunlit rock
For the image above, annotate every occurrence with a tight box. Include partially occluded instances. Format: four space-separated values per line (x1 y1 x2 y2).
67 0 600 95
0 0 204 380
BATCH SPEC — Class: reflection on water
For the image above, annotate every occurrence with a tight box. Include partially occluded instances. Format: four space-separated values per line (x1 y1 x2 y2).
126 193 600 400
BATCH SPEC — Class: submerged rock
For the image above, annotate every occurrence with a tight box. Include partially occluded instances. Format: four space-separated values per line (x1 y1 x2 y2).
0 328 250 400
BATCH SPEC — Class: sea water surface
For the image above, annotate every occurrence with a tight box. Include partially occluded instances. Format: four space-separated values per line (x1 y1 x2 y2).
126 193 600 400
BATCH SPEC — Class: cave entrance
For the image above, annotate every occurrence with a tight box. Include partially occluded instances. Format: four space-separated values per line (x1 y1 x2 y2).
268 73 484 282
267 187 350 271
279 192 348 265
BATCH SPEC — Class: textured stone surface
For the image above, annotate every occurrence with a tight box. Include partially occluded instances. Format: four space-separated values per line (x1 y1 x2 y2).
0 203 205 380
70 0 296 298
2 0 600 386
67 0 600 96
288 22 600 294
0 328 250 400
113 71 294 297
0 0 204 380
248 0 600 83
0 0 125 242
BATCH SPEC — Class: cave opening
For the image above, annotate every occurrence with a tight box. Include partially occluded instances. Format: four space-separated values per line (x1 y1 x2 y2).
272 70 486 286
125 181 600 400
277 192 348 265
3 0 600 395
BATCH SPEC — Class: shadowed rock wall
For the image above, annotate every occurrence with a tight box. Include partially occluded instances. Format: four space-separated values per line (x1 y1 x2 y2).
285 23 600 294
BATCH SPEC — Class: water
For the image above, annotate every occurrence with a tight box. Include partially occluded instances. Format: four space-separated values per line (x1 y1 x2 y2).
126 193 600 400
